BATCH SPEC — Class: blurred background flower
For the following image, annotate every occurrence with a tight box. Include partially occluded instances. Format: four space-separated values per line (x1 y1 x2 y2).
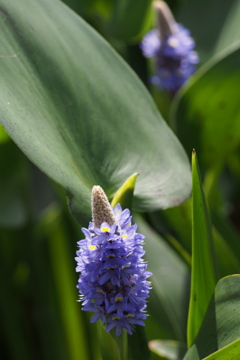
140 1 199 94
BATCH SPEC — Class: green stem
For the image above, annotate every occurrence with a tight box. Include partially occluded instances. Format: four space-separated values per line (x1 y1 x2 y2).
97 322 128 360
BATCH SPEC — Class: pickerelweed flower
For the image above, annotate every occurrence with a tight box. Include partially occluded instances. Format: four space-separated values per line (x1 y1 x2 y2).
75 185 152 336
140 0 199 94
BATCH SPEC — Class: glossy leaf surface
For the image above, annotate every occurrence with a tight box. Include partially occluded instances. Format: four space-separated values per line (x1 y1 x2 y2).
0 0 191 225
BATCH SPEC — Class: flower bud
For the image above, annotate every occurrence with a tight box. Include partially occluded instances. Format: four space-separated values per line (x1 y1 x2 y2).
92 185 117 228
153 0 176 40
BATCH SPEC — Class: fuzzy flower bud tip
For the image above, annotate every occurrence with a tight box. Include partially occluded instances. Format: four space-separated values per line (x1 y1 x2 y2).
75 186 152 336
92 185 117 228
140 0 199 94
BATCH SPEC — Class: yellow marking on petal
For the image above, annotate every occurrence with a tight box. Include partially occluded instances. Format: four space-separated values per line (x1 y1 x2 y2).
106 254 115 258
115 296 123 302
112 316 120 320
96 289 104 294
89 245 97 250
107 266 117 270
122 234 128 239
122 265 130 269
126 314 134 318
101 227 110 232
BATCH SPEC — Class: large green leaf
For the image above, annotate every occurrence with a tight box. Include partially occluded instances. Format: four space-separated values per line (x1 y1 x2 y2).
192 275 240 358
203 339 240 360
136 214 190 341
0 0 191 225
171 43 240 170
187 151 217 347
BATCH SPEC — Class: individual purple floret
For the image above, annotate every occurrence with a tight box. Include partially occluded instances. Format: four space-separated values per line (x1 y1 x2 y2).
140 0 199 94
75 186 152 336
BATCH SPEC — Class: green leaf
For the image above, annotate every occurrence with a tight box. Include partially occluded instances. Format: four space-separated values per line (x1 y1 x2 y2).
0 0 191 225
0 231 32 360
43 206 90 360
111 173 138 209
203 338 240 360
97 322 127 360
183 345 200 360
0 124 9 143
128 327 152 360
192 275 240 358
136 214 190 341
178 0 240 62
148 339 186 360
213 1 240 55
212 227 240 277
171 43 240 170
150 198 192 253
107 0 152 40
187 151 217 347
62 0 113 20
212 210 240 262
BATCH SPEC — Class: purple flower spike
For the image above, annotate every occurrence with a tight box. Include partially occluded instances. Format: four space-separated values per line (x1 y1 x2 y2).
75 186 152 336
140 0 199 94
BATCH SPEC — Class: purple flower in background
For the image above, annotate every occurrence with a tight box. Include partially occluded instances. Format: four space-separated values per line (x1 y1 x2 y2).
75 186 152 336
140 0 199 94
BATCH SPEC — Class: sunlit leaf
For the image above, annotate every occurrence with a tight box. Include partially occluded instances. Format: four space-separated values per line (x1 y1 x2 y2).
203 338 240 360
187 151 217 347
192 275 240 358
111 173 138 209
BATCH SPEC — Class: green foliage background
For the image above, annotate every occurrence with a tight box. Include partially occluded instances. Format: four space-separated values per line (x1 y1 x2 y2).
0 0 240 359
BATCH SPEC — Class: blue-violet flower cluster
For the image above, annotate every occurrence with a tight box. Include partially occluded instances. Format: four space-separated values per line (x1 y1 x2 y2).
140 1 199 93
75 186 152 336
